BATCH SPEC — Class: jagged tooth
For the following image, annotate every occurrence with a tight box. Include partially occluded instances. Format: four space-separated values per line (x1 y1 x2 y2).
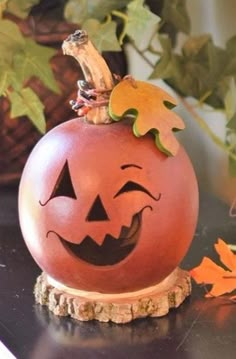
121 214 134 232
71 227 86 244
108 222 122 240
76 229 90 245
108 214 135 240
88 229 105 246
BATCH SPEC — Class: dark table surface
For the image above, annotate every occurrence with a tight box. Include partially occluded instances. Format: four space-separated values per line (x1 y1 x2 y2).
1 186 236 359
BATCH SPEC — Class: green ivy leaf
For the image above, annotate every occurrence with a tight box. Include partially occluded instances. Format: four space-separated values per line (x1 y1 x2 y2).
161 0 190 34
150 35 174 79
151 34 229 105
229 158 236 176
0 62 18 95
224 77 236 121
9 88 46 133
182 34 211 58
5 0 40 19
64 0 130 24
64 0 87 24
151 36 212 99
207 43 226 85
83 19 121 52
227 113 236 130
224 35 236 75
0 19 25 60
176 60 211 98
126 0 160 49
226 35 236 56
0 0 7 18
13 38 60 93
228 147 236 176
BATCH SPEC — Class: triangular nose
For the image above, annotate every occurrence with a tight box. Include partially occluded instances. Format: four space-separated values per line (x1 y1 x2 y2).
86 195 109 222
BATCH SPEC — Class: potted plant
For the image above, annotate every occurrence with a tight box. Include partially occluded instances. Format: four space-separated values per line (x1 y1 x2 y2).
2 0 236 205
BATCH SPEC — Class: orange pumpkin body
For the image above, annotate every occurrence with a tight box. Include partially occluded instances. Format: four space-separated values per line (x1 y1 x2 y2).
19 119 198 293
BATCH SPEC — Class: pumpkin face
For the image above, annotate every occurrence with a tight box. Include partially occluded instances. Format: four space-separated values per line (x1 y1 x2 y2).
19 119 198 293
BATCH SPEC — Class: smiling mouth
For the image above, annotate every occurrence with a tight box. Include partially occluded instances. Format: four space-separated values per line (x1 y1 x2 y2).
49 206 151 266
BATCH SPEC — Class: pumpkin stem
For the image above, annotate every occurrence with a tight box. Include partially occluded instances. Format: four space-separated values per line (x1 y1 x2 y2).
62 30 114 124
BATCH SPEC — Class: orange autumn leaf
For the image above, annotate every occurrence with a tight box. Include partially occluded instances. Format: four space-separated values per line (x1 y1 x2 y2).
109 78 185 156
215 238 236 271
190 238 236 298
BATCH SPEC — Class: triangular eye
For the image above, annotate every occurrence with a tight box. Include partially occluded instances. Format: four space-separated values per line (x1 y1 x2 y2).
50 160 77 200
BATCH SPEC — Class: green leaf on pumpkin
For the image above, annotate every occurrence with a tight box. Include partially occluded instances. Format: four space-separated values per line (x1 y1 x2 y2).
109 78 185 156
83 19 121 52
9 88 46 133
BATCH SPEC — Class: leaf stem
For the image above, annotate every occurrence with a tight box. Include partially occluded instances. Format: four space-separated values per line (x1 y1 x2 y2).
198 90 212 105
131 42 155 69
104 14 112 25
111 10 128 22
111 10 128 45
148 44 162 56
179 96 236 162
157 19 166 31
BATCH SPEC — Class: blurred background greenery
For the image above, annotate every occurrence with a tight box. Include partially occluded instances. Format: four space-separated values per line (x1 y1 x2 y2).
1 0 236 206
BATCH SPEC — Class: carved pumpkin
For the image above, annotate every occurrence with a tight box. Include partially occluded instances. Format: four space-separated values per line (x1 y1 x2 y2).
18 30 199 304
19 118 198 293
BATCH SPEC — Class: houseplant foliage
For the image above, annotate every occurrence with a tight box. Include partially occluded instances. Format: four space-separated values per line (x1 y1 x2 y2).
2 0 236 174
0 0 60 133
0 0 127 185
63 0 236 175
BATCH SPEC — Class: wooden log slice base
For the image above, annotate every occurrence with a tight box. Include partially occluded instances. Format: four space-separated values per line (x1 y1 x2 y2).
34 267 191 324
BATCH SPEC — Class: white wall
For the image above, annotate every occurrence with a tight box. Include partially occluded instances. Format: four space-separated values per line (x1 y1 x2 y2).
189 0 236 46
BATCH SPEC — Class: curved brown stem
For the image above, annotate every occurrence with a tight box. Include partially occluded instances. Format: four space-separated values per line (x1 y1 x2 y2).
62 30 114 124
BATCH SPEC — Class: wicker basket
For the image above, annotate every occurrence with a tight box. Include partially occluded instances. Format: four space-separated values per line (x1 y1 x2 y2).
0 15 127 185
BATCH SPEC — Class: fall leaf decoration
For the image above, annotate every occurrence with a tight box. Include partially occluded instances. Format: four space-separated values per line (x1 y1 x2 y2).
190 238 236 299
109 77 185 156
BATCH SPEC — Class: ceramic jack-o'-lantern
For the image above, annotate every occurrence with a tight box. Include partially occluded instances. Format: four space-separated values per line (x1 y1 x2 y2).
18 30 199 324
